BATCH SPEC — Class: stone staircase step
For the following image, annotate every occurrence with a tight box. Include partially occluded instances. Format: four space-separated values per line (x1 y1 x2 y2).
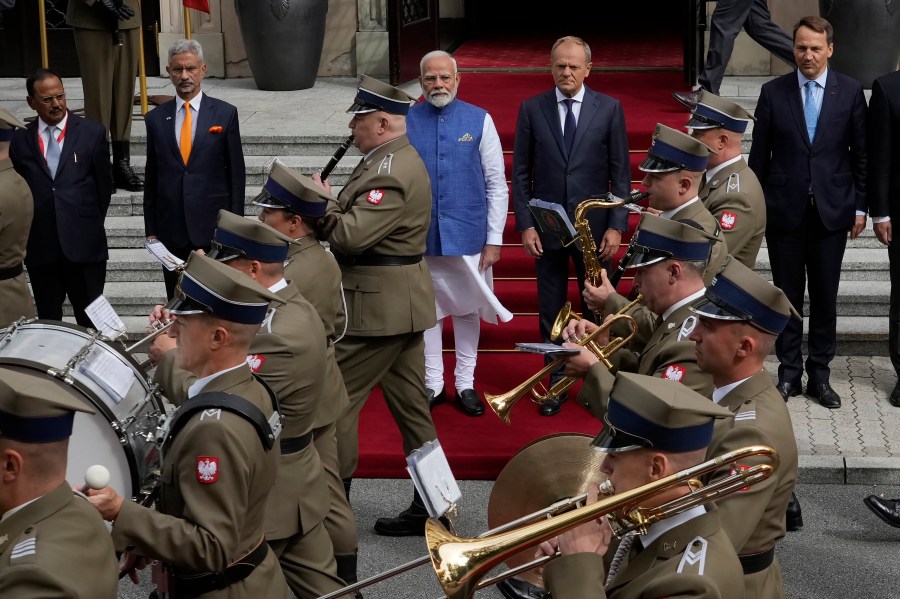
129 134 364 158
125 155 357 186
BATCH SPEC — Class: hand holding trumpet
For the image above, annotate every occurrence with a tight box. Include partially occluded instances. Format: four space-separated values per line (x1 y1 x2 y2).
145 305 176 365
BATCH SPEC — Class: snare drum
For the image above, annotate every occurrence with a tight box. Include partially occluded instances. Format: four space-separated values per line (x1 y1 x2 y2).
0 320 165 503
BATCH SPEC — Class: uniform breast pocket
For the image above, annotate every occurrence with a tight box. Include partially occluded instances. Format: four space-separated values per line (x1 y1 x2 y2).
344 271 384 332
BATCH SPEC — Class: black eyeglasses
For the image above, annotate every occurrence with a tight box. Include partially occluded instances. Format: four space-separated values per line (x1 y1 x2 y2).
38 93 66 105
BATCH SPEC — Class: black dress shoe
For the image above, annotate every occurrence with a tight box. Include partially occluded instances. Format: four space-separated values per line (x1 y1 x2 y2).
113 160 144 191
776 380 803 402
864 495 900 528
890 381 900 407
786 491 803 531
806 382 841 409
672 89 703 109
456 388 485 417
497 577 549 599
427 387 447 410
538 392 568 416
373 490 430 536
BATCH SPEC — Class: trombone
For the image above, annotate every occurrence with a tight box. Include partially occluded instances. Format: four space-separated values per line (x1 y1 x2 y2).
486 294 642 425
426 445 779 599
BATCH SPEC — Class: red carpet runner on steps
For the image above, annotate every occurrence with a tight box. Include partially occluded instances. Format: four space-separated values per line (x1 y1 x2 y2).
355 69 694 479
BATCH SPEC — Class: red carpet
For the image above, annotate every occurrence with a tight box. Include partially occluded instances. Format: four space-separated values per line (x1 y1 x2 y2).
356 51 690 479
453 34 684 70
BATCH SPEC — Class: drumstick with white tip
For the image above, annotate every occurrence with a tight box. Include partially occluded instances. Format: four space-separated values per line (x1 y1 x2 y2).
81 464 111 493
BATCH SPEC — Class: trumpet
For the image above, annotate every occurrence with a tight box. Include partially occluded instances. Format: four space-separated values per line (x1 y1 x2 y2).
486 294 642 425
426 445 779 599
125 319 174 369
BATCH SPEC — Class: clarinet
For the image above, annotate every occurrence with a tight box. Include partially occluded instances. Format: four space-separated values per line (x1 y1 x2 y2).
320 135 354 181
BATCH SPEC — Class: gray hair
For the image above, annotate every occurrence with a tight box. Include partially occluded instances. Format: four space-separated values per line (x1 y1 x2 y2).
420 50 457 75
168 39 204 63
551 36 592 64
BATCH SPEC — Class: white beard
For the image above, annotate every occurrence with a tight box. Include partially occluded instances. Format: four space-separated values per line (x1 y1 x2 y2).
427 89 456 108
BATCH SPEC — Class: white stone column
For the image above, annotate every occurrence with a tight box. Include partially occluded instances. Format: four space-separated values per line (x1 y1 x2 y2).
357 0 389 76
158 0 225 77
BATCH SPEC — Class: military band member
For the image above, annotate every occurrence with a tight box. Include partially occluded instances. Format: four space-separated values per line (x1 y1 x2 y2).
562 215 719 420
0 367 118 598
148 212 347 597
686 91 766 269
66 0 144 191
0 108 35 326
87 252 290 599
253 165 359 586
688 258 801 596
540 372 744 599
313 75 440 537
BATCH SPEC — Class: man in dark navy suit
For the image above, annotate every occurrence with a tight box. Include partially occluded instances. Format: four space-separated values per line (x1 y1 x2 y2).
143 39 245 299
748 16 867 410
511 35 631 417
10 69 111 327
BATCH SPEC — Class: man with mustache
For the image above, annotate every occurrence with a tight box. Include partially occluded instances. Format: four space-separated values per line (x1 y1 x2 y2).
143 39 246 299
406 50 512 418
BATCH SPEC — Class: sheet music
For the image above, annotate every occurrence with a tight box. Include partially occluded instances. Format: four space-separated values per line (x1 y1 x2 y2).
85 296 126 339
78 349 134 403
145 240 185 271
406 440 461 518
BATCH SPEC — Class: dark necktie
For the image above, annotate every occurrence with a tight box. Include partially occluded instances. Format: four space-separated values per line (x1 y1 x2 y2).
562 98 576 156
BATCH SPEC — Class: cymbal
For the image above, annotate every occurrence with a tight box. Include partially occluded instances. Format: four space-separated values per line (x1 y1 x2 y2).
487 433 608 587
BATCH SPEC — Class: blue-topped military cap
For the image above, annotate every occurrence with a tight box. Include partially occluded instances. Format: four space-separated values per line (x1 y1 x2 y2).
640 123 715 173
209 209 296 263
686 90 755 133
691 258 801 335
0 107 25 142
166 252 284 325
347 74 414 115
592 372 734 453
624 214 719 269
0 366 94 444
253 162 330 218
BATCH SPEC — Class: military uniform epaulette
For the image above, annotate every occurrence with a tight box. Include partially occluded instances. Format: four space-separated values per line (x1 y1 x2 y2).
5 530 37 565
676 536 710 574
378 153 394 174
676 314 698 341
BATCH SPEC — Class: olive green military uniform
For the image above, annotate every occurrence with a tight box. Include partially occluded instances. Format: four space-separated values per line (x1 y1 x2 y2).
544 507 744 599
708 371 798 599
0 158 35 325
113 364 290 599
700 158 766 270
285 239 357 557
328 134 438 478
154 283 346 598
0 483 118 598
66 0 141 141
578 296 714 420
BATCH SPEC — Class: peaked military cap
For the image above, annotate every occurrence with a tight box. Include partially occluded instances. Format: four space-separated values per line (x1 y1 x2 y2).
253 162 330 218
0 366 94 443
347 74 415 115
624 214 719 269
0 107 25 142
592 372 733 453
166 251 284 324
209 209 296 263
691 257 801 335
686 90 755 133
640 123 716 173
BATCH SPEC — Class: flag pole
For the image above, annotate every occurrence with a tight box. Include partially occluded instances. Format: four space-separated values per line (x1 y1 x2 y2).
37 0 49 68
184 6 192 39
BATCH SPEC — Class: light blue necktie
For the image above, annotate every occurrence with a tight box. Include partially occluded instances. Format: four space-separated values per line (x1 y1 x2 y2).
804 80 819 143
45 125 61 178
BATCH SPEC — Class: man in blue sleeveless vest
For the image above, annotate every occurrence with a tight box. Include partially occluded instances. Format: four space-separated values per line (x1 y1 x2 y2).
407 50 512 417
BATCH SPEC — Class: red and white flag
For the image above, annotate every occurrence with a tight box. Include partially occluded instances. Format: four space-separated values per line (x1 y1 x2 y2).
183 0 210 14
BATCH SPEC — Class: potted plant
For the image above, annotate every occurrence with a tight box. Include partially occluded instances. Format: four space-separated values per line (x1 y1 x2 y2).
234 0 328 90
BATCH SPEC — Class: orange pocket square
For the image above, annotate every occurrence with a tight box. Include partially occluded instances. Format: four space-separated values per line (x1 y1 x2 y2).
208 126 223 134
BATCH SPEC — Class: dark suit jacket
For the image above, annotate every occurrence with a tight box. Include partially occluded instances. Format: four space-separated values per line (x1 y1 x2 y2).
748 69 867 232
143 94 245 248
511 85 630 249
10 111 111 265
868 70 900 221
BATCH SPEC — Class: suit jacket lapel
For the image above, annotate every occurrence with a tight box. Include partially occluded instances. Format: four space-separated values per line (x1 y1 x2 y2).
54 113 78 180
813 70 840 148
190 96 216 163
785 76 812 148
26 121 52 180
569 87 597 157
163 100 182 164
539 91 567 159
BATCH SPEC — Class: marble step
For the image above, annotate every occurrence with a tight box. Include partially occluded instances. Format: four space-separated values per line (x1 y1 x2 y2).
123 155 357 186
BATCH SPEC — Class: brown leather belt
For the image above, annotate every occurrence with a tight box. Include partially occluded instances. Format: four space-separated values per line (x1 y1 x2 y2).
0 263 23 281
173 537 269 596
739 546 775 574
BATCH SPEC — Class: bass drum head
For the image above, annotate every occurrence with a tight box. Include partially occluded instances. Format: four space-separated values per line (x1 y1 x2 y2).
68 409 134 501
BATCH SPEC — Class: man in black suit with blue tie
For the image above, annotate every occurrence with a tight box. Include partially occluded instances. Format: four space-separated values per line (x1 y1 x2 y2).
749 16 867 410
511 35 631 417
10 69 112 327
143 39 246 299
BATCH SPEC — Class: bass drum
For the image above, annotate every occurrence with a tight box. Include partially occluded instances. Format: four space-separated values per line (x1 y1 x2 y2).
0 320 165 504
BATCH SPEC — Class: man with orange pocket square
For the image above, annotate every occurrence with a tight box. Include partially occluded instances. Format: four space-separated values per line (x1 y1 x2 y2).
143 39 246 299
